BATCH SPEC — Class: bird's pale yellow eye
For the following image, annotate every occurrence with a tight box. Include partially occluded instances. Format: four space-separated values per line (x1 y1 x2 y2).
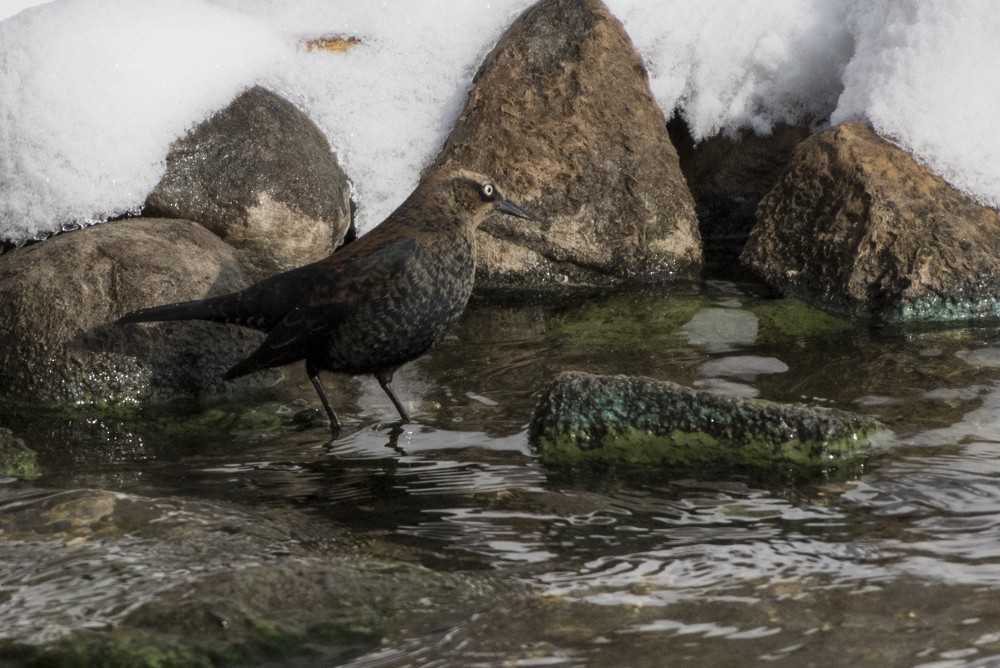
480 183 494 199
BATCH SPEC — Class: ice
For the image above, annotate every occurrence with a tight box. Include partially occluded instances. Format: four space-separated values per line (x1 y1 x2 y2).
1 0 998 245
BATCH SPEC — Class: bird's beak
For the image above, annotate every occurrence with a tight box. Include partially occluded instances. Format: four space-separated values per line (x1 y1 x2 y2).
494 197 533 221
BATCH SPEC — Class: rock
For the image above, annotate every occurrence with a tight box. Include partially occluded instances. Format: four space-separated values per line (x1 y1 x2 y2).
0 218 264 408
668 117 811 255
432 0 701 286
0 488 498 665
742 122 1000 321
530 371 879 477
0 428 39 480
145 86 353 281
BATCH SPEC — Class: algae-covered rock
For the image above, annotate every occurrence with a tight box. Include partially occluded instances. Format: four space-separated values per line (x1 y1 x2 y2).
530 372 879 477
0 428 39 480
0 218 263 409
5 558 497 668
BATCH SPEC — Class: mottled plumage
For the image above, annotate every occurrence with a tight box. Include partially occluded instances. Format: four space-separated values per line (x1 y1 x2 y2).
119 168 532 430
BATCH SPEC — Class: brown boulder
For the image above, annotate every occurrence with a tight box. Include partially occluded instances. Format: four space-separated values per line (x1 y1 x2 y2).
145 86 353 281
0 218 265 407
742 122 1000 321
432 0 701 286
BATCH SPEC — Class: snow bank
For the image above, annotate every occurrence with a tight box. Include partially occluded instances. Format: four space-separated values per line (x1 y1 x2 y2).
832 1 1000 207
609 0 853 138
1 0 997 245
0 0 288 242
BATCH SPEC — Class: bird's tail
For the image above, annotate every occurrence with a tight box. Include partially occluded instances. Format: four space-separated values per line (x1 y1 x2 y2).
117 294 247 327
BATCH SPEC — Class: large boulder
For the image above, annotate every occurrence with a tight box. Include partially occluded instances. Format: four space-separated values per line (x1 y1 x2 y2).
0 218 264 408
432 0 701 286
145 86 353 281
742 122 1000 321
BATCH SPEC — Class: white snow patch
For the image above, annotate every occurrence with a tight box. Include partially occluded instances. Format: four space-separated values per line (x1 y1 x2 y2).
1 0 998 245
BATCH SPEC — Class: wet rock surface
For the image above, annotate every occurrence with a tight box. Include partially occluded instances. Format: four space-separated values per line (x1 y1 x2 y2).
0 488 499 666
145 86 353 281
742 122 1000 321
530 371 879 477
433 0 701 286
0 428 38 480
0 218 263 408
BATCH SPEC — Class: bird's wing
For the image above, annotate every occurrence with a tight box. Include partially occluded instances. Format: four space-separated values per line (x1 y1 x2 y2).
224 237 419 379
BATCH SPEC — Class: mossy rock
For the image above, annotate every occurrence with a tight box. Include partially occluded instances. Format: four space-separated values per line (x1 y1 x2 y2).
530 372 880 479
748 298 852 342
0 428 40 480
546 292 711 351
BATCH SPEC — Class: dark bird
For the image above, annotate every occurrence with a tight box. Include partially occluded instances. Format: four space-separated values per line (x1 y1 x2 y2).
119 167 532 431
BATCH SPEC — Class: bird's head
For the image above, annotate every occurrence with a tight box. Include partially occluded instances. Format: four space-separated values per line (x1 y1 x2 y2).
424 168 533 230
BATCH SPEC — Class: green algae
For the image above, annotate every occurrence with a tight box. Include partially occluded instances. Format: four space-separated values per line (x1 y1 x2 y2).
748 297 852 341
889 293 1000 323
536 426 867 478
546 292 711 350
0 428 40 481
531 372 878 478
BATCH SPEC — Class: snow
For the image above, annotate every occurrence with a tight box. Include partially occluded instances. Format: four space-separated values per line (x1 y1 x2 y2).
831 1 1000 205
0 0 997 246
0 0 288 241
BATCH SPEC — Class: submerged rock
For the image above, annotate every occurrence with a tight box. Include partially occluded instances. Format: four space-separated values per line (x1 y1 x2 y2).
0 429 39 481
530 371 878 477
742 122 1000 322
0 218 263 408
145 86 353 282
433 0 701 286
0 488 498 666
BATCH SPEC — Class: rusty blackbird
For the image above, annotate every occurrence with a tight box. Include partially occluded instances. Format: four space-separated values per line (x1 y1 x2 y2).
119 168 532 431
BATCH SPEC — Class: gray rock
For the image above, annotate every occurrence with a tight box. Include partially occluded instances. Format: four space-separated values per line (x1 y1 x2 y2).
0 218 264 408
742 122 1000 321
433 0 701 286
145 86 353 281
530 371 879 477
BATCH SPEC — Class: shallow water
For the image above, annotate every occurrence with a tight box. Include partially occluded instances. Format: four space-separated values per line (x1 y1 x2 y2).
6 281 1000 666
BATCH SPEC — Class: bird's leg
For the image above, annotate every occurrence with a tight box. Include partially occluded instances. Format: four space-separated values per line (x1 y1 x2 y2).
306 360 341 433
374 368 411 423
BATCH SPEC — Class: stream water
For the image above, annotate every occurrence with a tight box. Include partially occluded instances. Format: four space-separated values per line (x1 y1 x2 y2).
4 281 1000 666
